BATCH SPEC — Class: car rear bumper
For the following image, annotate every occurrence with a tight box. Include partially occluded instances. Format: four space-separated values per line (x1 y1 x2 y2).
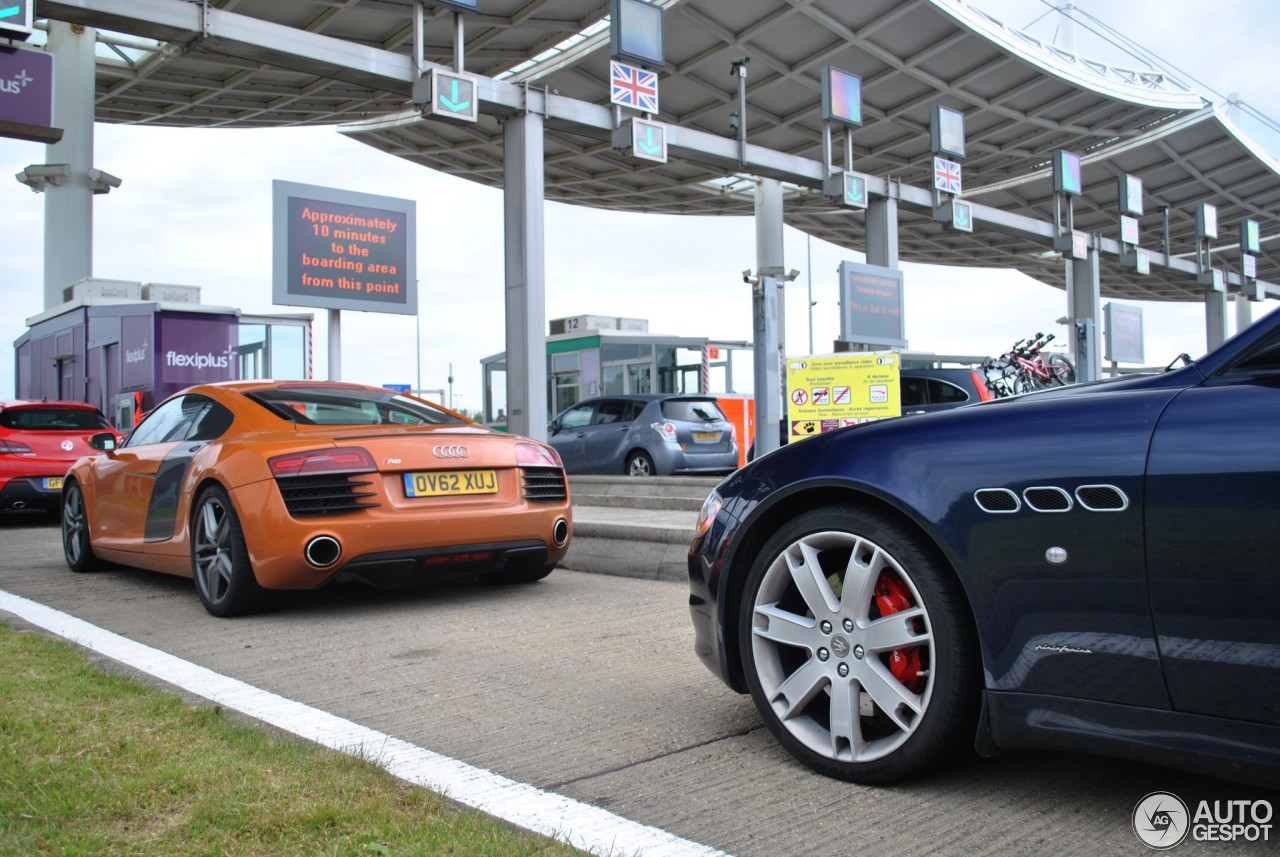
330 539 552 588
0 477 64 512
229 479 572 590
654 446 740 475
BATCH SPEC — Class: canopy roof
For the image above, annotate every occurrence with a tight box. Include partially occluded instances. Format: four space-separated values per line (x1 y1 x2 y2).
39 0 1280 299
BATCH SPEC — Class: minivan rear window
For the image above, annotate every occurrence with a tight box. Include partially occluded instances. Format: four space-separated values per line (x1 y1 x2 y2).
661 399 726 422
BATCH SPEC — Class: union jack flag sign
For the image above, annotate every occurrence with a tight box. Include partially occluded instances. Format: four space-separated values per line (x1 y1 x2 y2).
610 60 659 114
933 156 962 195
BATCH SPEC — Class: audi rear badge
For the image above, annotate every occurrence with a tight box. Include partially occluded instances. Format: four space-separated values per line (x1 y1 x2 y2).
432 445 470 459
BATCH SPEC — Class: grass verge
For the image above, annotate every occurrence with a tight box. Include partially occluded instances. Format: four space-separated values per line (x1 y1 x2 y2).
0 622 581 857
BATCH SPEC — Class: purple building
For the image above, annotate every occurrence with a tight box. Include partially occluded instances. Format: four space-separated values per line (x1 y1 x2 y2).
15 280 311 428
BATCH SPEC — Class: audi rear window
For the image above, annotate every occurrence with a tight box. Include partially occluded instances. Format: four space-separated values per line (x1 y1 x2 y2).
0 407 111 431
247 388 466 427
661 399 727 422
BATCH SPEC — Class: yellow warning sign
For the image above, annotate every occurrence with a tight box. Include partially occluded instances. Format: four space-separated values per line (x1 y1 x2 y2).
785 353 901 441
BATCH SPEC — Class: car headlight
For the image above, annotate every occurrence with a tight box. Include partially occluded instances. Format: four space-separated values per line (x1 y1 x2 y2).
694 490 722 538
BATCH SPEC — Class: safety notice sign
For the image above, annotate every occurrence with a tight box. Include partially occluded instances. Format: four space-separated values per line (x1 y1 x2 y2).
785 352 901 441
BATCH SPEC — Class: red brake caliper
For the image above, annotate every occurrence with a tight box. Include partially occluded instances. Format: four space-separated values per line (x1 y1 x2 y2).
873 572 925 693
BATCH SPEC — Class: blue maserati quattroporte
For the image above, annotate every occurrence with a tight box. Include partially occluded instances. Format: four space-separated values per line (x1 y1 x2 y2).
688 309 1280 787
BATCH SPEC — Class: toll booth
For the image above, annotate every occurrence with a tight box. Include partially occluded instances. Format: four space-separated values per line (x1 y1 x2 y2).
480 314 752 427
14 279 311 427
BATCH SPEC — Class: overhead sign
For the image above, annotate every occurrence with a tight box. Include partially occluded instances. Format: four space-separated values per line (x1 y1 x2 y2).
609 60 659 113
1241 219 1261 255
1120 214 1140 245
272 180 417 316
432 0 479 12
837 260 906 349
843 172 868 208
0 0 34 40
1054 149 1083 196
952 199 973 232
1119 173 1143 216
629 117 667 162
821 66 862 126
610 0 665 68
931 105 965 159
933 156 962 194
418 68 479 123
0 45 55 141
1104 302 1144 365
785 353 901 441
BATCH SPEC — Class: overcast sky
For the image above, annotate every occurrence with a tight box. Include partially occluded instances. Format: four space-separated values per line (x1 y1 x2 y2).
2 0 1277 412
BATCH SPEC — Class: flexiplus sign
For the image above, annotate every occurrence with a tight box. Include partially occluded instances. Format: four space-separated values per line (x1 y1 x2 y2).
785 353 901 441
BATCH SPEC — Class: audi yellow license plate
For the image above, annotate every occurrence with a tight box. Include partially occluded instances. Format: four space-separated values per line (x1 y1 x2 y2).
403 470 498 498
692 431 721 442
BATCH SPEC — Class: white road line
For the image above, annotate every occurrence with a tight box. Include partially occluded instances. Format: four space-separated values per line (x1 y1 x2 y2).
0 590 729 857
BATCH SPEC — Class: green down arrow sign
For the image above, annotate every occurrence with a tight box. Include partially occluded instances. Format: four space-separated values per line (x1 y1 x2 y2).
630 119 667 164
428 69 478 123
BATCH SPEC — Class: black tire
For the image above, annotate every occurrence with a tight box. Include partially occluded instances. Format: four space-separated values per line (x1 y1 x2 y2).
1048 352 1076 385
190 484 279 617
737 504 979 784
482 562 556 585
61 481 102 573
625 450 655 477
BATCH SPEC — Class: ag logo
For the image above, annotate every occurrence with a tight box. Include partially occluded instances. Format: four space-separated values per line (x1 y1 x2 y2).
1133 791 1189 850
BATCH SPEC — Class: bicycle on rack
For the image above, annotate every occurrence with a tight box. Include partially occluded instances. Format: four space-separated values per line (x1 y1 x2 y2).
981 332 1075 397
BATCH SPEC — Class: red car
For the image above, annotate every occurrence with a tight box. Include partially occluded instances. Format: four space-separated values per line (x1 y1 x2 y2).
0 400 124 515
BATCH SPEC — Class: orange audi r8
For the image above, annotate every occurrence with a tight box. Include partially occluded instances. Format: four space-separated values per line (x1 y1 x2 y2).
61 381 572 616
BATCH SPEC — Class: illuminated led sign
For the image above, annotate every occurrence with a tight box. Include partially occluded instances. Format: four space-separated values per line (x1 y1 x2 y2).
1118 174 1143 216
610 0 665 68
930 105 965 159
272 181 417 316
1241 219 1261 254
1053 150 1082 196
822 66 862 126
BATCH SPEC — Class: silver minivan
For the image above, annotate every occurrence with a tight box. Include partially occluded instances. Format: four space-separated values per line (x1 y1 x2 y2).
548 395 738 476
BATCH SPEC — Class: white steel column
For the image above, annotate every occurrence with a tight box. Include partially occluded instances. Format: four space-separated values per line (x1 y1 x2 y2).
503 106 547 441
754 179 786 352
1205 290 1229 350
44 22 97 307
866 195 899 270
753 180 785 458
1067 245 1101 381
1234 293 1253 334
327 309 341 380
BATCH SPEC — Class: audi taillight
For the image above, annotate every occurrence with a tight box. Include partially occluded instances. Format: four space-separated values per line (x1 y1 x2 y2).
268 447 376 477
516 442 561 468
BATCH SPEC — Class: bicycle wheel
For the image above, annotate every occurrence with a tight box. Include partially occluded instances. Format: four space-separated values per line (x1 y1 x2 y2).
1048 353 1076 385
1013 370 1041 394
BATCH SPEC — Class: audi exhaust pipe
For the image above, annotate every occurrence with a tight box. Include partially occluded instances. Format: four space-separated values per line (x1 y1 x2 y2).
552 517 570 547
305 535 342 569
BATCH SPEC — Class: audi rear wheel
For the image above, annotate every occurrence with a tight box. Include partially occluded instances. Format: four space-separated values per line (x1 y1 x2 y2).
191 485 279 617
738 505 979 783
